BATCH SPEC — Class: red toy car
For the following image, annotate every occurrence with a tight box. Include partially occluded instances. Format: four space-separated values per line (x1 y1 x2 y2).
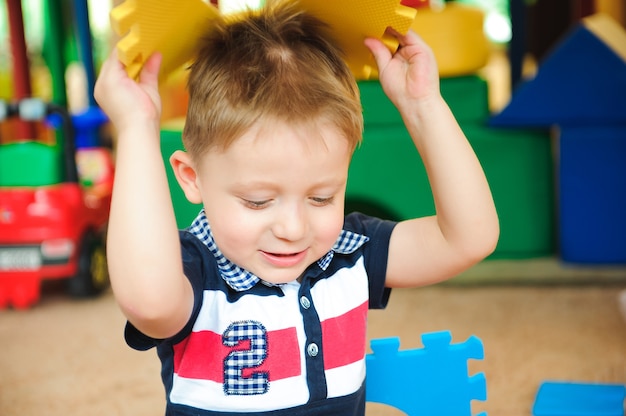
0 99 113 308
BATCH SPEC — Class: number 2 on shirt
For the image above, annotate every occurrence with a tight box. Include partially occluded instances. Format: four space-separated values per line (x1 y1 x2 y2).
222 321 270 395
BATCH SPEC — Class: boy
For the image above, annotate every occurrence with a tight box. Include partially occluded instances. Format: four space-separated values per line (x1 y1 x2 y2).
94 1 499 414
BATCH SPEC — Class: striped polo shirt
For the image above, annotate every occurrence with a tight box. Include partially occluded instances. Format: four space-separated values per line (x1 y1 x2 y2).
125 211 396 415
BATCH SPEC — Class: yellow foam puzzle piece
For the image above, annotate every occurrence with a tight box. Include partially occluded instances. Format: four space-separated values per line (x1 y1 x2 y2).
110 0 221 81
410 3 489 77
294 0 417 79
110 0 416 81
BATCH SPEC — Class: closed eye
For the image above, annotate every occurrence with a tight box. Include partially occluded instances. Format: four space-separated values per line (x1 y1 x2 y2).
309 196 334 206
242 199 272 210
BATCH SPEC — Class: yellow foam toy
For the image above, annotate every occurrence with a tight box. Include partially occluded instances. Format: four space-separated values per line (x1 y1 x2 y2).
110 0 416 81
410 3 490 77
110 0 221 81
293 0 416 79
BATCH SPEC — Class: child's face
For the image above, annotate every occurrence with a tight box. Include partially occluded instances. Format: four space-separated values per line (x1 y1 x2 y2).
196 120 352 284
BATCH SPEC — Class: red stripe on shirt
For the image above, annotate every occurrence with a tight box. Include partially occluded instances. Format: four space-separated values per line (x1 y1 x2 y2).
173 327 301 382
321 301 368 370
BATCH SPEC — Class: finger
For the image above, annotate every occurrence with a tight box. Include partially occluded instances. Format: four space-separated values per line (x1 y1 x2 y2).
385 26 405 43
99 47 127 82
364 37 392 70
98 48 116 73
95 48 121 99
110 47 119 60
404 29 429 48
139 52 162 86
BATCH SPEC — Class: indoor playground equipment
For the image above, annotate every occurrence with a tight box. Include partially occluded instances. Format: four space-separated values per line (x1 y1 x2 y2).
43 0 110 147
491 13 626 265
0 0 113 308
0 99 113 309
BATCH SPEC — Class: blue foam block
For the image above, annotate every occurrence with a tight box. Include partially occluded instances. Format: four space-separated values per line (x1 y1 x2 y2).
558 125 626 264
490 21 626 127
533 381 626 416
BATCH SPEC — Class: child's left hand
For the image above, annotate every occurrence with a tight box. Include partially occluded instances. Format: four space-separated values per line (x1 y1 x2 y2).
364 28 499 288
364 29 440 114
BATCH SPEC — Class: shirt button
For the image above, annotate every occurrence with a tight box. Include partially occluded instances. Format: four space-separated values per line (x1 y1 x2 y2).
300 296 311 309
307 343 319 357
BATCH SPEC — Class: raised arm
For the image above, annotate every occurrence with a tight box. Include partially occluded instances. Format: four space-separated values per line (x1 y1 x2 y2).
95 51 193 338
364 29 499 288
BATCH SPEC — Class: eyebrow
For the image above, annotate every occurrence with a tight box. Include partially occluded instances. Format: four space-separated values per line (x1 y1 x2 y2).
231 177 347 193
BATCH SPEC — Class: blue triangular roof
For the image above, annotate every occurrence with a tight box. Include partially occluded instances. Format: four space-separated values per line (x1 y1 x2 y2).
491 17 626 127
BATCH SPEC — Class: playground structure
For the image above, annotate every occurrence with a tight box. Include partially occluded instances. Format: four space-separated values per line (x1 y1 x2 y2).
0 99 112 308
491 13 626 264
0 0 113 308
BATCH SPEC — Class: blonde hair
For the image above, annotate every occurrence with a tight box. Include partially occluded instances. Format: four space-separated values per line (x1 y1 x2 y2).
182 0 363 158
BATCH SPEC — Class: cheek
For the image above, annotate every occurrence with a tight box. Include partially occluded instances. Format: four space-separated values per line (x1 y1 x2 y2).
314 206 345 247
205 205 259 252
211 222 260 267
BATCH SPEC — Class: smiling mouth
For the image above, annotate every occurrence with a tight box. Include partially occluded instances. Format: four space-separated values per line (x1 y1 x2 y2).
261 250 307 267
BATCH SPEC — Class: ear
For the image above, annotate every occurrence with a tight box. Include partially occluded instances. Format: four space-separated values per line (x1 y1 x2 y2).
170 150 203 204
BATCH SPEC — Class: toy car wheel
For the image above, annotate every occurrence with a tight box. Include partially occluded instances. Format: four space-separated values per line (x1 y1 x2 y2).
67 231 109 298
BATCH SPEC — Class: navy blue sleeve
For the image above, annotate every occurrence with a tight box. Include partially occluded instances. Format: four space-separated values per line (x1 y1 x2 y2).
343 212 397 310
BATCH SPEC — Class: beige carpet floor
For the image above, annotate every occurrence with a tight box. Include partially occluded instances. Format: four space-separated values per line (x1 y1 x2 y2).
1 272 625 415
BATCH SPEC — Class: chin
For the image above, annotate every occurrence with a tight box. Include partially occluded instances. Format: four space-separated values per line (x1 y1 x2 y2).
262 275 301 285
257 269 305 285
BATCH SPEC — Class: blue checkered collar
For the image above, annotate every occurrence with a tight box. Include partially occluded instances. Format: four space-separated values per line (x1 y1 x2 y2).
187 209 369 292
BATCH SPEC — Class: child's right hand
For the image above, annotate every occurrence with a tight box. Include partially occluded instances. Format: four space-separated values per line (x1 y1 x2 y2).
94 49 163 133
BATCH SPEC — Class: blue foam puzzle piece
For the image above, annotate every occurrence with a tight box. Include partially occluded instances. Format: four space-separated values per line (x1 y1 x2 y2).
490 21 626 128
366 330 487 416
532 381 626 416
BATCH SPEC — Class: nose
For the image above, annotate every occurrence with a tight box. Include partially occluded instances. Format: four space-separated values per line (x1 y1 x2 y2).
271 201 308 242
